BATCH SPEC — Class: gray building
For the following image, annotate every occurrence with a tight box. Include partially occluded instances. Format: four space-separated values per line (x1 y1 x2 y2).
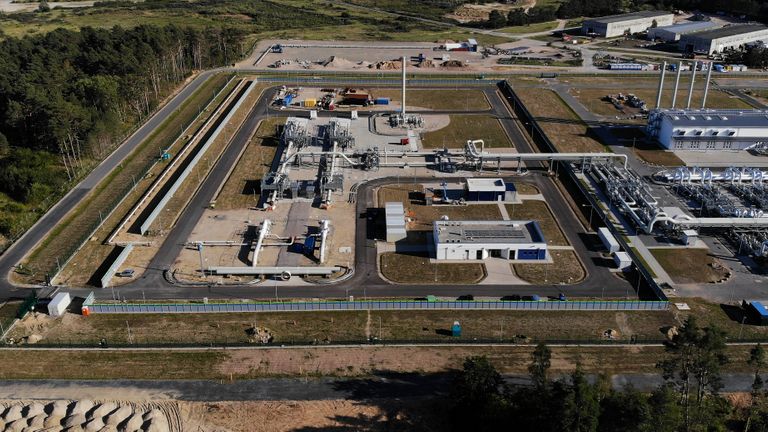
582 11 674 38
679 24 768 54
646 108 768 151
647 21 719 42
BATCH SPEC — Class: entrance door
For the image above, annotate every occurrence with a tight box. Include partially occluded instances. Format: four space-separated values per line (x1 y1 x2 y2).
476 250 483 259
490 249 502 258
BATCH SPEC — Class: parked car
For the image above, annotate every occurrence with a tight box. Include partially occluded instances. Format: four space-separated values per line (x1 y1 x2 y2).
116 269 135 278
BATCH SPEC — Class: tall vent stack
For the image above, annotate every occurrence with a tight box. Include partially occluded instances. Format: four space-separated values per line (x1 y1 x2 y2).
701 62 713 109
671 61 683 108
686 61 698 109
655 62 667 109
401 55 406 116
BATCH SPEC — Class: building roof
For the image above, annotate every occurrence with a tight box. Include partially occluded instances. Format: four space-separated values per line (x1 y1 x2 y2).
434 220 545 245
651 21 718 34
682 24 768 41
584 11 672 25
653 109 768 128
385 202 406 229
466 178 506 193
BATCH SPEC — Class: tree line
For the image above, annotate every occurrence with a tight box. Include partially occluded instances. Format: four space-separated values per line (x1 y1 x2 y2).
0 24 243 236
451 316 768 432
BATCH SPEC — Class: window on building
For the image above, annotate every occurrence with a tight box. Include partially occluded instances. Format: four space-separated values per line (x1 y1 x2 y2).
724 142 732 149
674 141 684 149
706 141 716 149
690 142 700 149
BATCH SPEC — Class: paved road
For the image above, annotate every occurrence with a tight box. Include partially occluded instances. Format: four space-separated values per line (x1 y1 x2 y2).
0 372 764 401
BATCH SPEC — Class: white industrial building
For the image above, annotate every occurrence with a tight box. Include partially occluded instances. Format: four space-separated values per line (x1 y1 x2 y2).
647 109 768 151
679 24 768 55
582 11 674 38
385 201 407 243
648 21 719 42
433 220 547 261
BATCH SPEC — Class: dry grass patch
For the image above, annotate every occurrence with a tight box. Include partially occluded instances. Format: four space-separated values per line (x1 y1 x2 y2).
374 89 490 111
215 116 284 210
515 183 540 194
650 248 730 284
380 252 485 284
505 200 567 245
515 88 605 153
408 204 502 231
678 297 768 340
422 115 511 149
377 184 425 208
633 144 685 167
512 250 585 285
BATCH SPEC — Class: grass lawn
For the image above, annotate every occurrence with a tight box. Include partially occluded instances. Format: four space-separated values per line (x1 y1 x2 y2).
569 87 750 122
499 21 559 34
514 88 605 153
380 252 486 284
679 298 768 341
512 250 585 285
505 200 568 246
377 184 425 208
408 204 502 231
515 183 540 194
373 89 490 111
650 248 730 284
422 115 511 149
215 117 283 210
20 73 233 285
633 142 685 167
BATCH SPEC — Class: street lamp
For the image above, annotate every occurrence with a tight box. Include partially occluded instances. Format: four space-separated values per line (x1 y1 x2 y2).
581 203 594 229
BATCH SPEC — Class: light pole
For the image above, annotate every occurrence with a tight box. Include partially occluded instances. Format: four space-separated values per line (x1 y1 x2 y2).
581 203 594 229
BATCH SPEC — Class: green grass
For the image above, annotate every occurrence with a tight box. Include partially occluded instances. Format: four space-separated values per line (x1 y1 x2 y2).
373 89 490 111
422 115 511 149
499 21 559 34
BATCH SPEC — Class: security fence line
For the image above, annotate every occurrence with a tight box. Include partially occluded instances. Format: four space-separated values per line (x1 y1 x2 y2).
87 300 669 314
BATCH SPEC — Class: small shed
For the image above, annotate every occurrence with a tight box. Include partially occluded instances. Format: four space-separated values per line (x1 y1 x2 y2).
466 178 507 202
682 229 698 246
598 227 620 253
613 251 632 271
48 292 71 318
743 300 768 326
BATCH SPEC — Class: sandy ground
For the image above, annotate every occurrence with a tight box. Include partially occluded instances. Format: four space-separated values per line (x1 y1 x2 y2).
446 0 536 22
184 399 447 432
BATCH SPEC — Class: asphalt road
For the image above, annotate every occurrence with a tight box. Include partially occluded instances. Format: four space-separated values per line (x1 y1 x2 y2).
0 75 634 301
0 372 764 400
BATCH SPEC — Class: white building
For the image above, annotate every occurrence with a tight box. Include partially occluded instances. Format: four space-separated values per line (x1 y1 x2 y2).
582 11 674 38
433 220 547 261
679 24 768 55
646 108 768 151
385 202 407 243
648 21 719 42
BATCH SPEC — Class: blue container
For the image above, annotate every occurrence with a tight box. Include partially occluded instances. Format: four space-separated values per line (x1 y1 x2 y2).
451 321 462 337
282 94 294 106
374 98 390 105
303 236 316 255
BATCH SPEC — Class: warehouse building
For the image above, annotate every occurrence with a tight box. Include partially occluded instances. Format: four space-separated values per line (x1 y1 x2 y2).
646 108 768 151
465 178 516 202
679 24 768 54
648 21 719 42
582 11 674 38
433 220 547 261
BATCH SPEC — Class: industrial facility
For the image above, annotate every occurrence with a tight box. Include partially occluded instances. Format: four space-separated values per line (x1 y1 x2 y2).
582 11 674 38
647 20 720 42
679 24 768 54
432 220 547 261
648 109 768 150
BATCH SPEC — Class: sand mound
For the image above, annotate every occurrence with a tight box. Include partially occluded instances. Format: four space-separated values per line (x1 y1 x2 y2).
322 56 357 69
4 405 23 421
104 405 132 426
47 401 69 417
120 412 144 431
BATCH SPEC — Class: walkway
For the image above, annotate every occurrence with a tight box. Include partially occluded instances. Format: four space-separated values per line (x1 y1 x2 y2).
482 258 528 285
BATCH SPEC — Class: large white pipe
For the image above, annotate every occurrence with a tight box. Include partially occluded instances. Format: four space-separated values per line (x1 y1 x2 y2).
319 220 330 264
686 61 697 109
671 62 682 108
656 62 667 109
252 219 272 266
701 62 713 109
401 55 406 116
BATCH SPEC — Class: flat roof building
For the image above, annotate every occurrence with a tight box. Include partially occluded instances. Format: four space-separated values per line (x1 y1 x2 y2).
465 178 516 202
582 11 674 38
385 202 407 243
433 220 547 261
648 21 719 42
646 108 768 151
679 24 768 54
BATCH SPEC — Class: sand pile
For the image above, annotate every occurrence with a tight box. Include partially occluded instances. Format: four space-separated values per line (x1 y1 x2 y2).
417 59 436 68
321 56 357 69
0 400 179 432
246 324 274 344
370 59 404 70
441 60 466 68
